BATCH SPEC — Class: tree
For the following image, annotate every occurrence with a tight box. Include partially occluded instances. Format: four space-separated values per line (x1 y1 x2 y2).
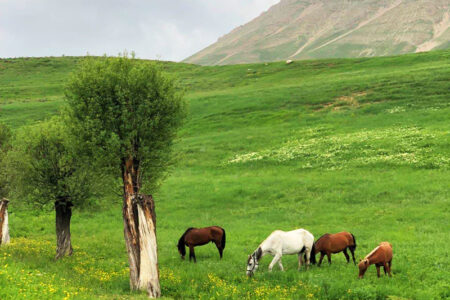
8 117 92 258
0 123 11 246
0 123 11 199
0 198 10 246
65 55 186 297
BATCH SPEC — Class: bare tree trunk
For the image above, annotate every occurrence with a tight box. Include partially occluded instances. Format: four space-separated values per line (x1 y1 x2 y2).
55 201 73 259
122 157 160 298
0 198 10 246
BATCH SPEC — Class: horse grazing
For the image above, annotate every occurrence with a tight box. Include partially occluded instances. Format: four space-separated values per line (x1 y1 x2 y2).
314 231 357 266
246 229 316 277
177 226 226 262
358 242 393 278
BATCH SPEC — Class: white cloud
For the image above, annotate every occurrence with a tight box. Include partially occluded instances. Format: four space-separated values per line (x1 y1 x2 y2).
0 0 280 61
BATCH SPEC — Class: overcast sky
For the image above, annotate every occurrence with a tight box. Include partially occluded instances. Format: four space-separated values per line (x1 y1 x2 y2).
0 0 280 61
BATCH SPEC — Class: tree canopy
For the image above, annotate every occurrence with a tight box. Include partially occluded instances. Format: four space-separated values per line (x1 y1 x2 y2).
65 55 186 193
7 117 92 207
0 123 11 199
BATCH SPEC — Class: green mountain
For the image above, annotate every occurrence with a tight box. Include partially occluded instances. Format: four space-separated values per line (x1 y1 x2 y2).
184 0 450 65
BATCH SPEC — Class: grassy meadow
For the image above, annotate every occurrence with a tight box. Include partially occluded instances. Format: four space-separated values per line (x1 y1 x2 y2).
0 50 449 299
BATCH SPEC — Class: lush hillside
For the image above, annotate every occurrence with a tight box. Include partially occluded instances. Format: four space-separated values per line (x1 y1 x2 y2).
0 51 449 299
184 0 450 65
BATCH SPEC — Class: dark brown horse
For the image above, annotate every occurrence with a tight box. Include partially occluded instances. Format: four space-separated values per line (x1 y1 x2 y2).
177 226 226 262
358 241 393 278
313 231 357 266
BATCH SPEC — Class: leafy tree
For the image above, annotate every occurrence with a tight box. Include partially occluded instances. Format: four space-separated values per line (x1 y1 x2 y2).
0 123 12 198
0 123 12 246
8 117 92 258
65 55 186 297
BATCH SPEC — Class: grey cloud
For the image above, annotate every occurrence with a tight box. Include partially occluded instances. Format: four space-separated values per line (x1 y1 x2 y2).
0 0 280 61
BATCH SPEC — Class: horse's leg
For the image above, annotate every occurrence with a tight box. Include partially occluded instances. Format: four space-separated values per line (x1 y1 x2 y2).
343 248 350 263
268 254 281 272
349 246 356 265
305 248 311 270
189 246 196 263
388 260 392 277
376 265 381 278
214 241 223 259
318 252 325 267
277 258 284 271
297 254 303 270
326 252 332 264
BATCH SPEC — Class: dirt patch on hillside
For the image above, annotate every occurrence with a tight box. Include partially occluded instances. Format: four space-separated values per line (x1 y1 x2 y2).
314 91 368 111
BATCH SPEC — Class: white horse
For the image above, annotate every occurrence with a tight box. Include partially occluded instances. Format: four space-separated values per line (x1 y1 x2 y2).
246 229 316 276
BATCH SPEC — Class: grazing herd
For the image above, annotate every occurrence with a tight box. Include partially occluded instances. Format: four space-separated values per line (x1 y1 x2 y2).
178 227 393 279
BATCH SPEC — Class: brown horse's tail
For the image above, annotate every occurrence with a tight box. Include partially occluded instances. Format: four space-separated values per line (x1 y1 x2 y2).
178 227 194 257
351 233 357 248
221 228 226 249
310 243 317 264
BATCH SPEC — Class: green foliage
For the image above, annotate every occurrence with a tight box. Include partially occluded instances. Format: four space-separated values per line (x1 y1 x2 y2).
7 117 92 207
0 122 11 198
65 55 186 192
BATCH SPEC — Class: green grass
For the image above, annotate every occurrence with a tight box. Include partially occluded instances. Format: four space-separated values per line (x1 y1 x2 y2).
0 50 449 299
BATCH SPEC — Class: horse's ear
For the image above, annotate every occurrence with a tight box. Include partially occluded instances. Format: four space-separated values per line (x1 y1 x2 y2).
256 247 262 260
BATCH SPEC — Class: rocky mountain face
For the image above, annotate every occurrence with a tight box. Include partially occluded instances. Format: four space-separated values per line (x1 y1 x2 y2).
184 0 450 65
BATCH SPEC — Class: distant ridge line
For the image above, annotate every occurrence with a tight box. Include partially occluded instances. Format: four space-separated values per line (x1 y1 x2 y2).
184 0 450 65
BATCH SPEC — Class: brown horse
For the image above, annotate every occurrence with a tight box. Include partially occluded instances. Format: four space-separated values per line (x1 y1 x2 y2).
313 231 357 266
358 241 393 278
177 226 226 262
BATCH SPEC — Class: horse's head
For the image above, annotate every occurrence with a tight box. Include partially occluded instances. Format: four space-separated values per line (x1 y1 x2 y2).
246 247 262 277
358 258 369 278
176 244 185 260
177 239 186 260
246 255 258 277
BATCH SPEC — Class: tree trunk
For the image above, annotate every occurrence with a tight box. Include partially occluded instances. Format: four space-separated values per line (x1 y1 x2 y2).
122 157 160 298
0 198 10 246
55 201 73 259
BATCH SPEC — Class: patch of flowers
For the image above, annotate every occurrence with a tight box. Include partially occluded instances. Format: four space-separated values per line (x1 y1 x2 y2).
200 273 321 299
204 273 239 299
228 126 449 169
160 268 182 285
386 106 406 114
0 238 90 299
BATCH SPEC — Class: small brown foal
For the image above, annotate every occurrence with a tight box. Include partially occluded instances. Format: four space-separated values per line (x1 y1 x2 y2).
358 241 393 278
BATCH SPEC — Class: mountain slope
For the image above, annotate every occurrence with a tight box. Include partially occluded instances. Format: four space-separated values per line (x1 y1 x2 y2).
184 0 450 65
